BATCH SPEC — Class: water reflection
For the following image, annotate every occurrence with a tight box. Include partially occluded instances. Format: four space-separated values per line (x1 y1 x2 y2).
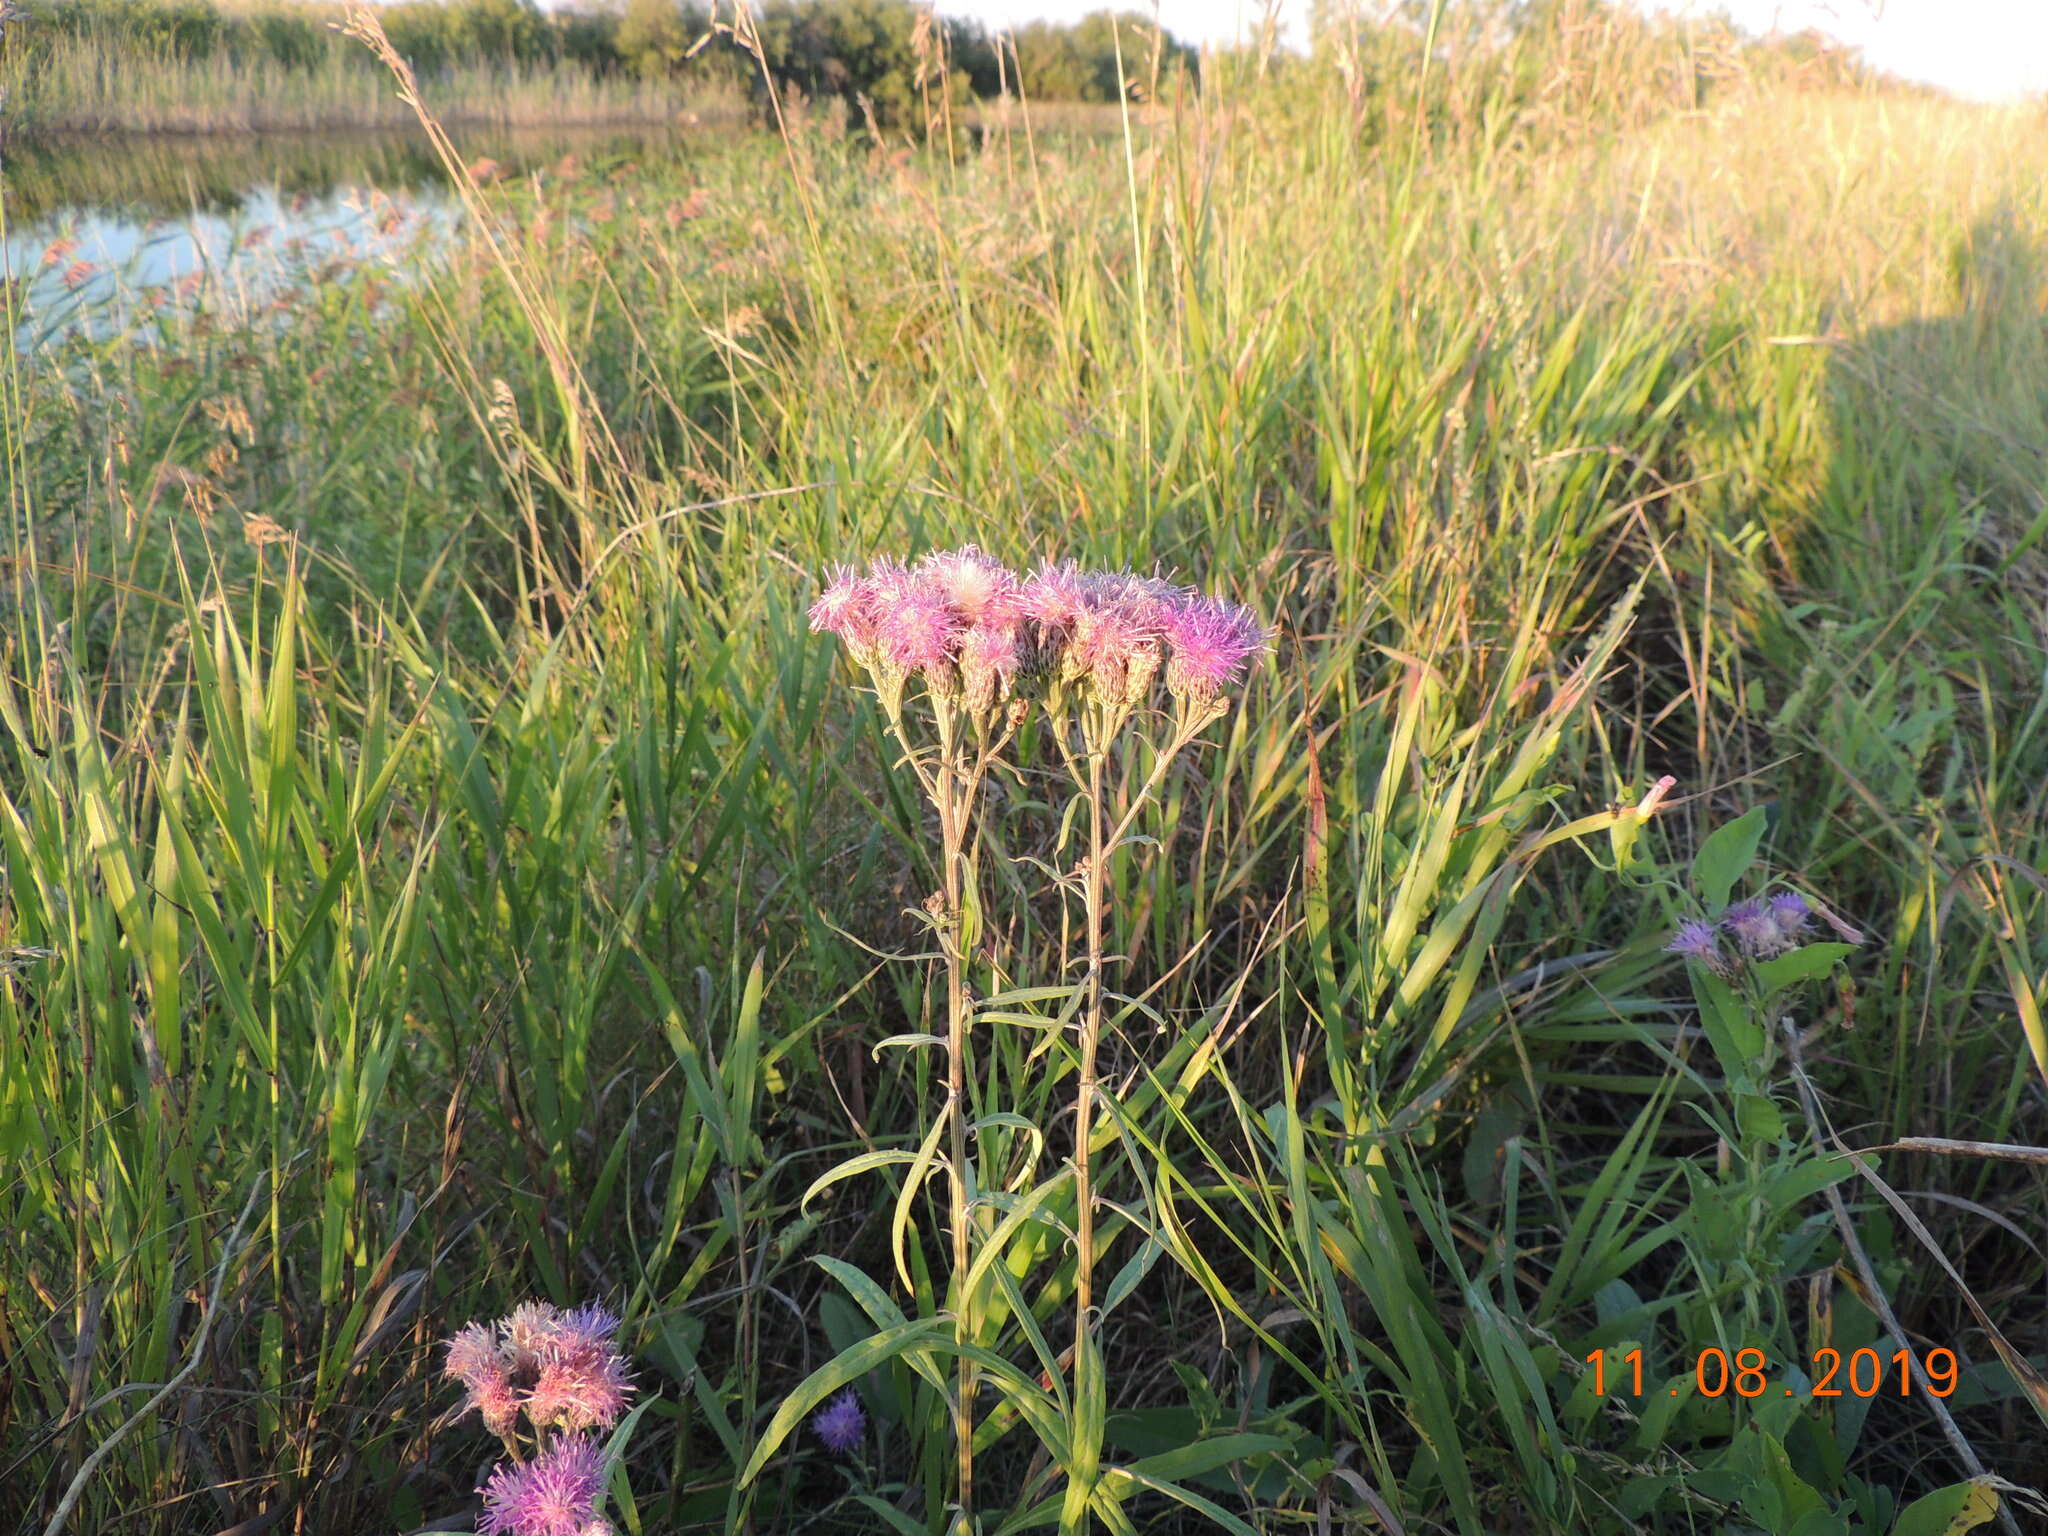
1 124 684 340
8 184 451 343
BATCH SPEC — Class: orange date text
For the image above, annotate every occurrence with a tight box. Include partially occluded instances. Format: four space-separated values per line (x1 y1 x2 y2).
1584 1346 1958 1399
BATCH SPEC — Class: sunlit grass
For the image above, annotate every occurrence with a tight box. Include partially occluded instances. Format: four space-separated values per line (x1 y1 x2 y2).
3 11 2046 1532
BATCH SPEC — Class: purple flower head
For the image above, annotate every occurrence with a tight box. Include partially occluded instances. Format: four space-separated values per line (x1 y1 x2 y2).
808 567 882 663
447 1300 632 1439
807 565 863 634
1767 893 1812 949
1162 593 1267 702
918 545 1025 628
1665 919 1729 976
1721 897 1785 959
445 1323 504 1390
526 1339 635 1433
511 1302 634 1433
502 1301 563 1373
475 1375 524 1437
1061 572 1169 702
446 1322 521 1435
1084 570 1177 613
479 1434 607 1536
959 620 1025 714
555 1303 621 1350
872 567 965 676
813 1387 866 1455
1021 561 1093 637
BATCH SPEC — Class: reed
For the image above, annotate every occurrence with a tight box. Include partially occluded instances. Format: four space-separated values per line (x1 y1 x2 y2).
4 5 2046 1531
0 24 715 138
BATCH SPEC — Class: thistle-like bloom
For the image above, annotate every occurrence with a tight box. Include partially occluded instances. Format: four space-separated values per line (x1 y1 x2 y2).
875 575 965 675
446 1302 633 1437
503 1301 564 1374
808 566 881 664
813 1387 866 1455
1665 919 1728 975
446 1322 504 1388
1721 897 1783 958
1161 593 1267 702
526 1337 635 1433
821 554 1262 716
919 545 1025 628
1767 892 1812 949
1086 570 1178 613
478 1434 608 1536
558 1302 622 1343
1066 573 1170 702
513 1303 634 1433
1020 561 1094 637
447 1323 522 1437
959 619 1025 714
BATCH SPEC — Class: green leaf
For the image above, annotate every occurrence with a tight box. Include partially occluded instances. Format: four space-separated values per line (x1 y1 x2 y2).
1735 1091 1788 1145
1616 1475 1673 1517
891 1111 950 1290
1125 1433 1289 1483
1691 967 1764 1086
1694 806 1769 910
977 984 1085 1008
725 952 766 1165
850 1495 929 1536
1753 943 1856 992
1098 1466 1265 1536
798 1147 930 1212
1767 1153 1861 1208
1891 1481 2002 1536
600 1397 660 1492
737 1319 950 1486
1744 1428 1833 1531
870 1032 947 1057
1101 1233 1165 1317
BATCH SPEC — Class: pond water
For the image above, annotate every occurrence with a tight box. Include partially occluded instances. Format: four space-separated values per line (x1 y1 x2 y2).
1 125 683 343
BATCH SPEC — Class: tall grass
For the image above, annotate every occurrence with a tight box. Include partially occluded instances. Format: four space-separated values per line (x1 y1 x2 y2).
4 5 2047 1531
1 22 725 137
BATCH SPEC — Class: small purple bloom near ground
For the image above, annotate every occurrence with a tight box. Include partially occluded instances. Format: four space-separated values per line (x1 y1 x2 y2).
813 1387 866 1455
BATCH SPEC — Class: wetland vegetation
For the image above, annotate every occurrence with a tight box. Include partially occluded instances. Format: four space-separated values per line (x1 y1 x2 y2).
3 1 2046 1532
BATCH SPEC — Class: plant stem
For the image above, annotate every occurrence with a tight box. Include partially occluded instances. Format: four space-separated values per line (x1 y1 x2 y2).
1067 697 1206 1337
934 705 976 1529
1072 704 1107 1427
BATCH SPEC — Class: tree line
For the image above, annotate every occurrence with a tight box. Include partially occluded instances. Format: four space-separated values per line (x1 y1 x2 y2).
9 0 1199 120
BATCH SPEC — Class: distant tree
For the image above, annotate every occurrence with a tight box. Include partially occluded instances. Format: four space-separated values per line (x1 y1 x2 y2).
945 16 1001 96
5 0 1200 109
455 0 549 65
1010 19 1088 99
1011 10 1187 102
616 0 693 75
249 7 324 68
553 0 627 75
382 0 458 72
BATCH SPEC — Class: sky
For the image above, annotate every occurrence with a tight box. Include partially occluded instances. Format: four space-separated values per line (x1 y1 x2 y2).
931 0 2048 103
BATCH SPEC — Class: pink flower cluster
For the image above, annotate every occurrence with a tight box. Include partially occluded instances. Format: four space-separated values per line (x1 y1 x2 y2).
478 1435 615 1536
445 1302 634 1535
445 1301 636 1440
808 546 1268 713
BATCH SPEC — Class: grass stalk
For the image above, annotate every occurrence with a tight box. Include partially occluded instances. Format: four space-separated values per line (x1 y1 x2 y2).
936 706 976 1531
1063 705 1107 1530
